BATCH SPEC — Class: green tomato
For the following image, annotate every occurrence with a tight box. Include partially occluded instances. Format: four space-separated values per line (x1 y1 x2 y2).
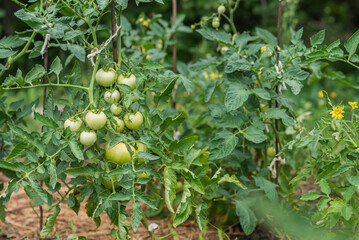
212 17 220 28
267 147 276 157
117 74 136 90
80 131 97 146
104 90 120 104
124 112 143 130
105 142 136 165
96 68 116 87
110 104 123 115
176 181 183 192
102 175 120 190
132 94 140 103
64 117 82 132
218 5 226 14
113 117 125 132
85 110 107 130
135 142 146 163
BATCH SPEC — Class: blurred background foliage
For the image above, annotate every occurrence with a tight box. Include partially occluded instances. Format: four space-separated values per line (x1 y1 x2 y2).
1 0 359 123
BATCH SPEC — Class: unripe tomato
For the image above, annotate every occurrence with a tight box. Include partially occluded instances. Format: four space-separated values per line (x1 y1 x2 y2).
267 147 276 157
124 112 143 130
218 5 226 14
80 131 97 146
132 95 140 103
117 74 136 90
96 68 116 87
212 17 220 28
104 90 120 104
110 104 122 116
176 181 183 192
135 142 146 163
102 175 120 189
137 172 149 178
113 117 125 132
64 117 82 132
85 111 107 130
105 142 136 165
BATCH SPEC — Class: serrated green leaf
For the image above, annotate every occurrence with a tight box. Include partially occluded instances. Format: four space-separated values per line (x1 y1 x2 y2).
155 77 178 105
6 142 27 161
310 30 325 46
341 205 353 221
343 186 355 202
225 54 251 73
8 124 45 154
235 202 257 235
69 141 84 161
224 83 249 111
0 49 17 59
267 108 295 126
64 166 95 177
252 88 270 100
195 202 208 231
344 30 359 58
219 174 247 189
254 176 278 202
131 201 142 232
243 126 267 144
48 162 57 189
196 27 231 45
209 131 238 160
24 64 46 84
34 112 58 129
28 175 50 205
300 192 321 201
319 179 331 195
49 56 63 76
317 198 330 210
164 167 176 213
0 159 26 172
256 27 277 47
174 181 192 227
40 206 60 238
347 176 359 186
170 135 198 152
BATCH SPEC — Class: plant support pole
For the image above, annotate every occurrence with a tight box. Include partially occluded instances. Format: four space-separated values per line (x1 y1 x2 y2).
110 0 118 63
275 0 282 184
171 0 177 110
39 0 49 234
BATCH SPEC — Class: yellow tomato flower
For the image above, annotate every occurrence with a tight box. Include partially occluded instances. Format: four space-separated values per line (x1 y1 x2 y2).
143 20 149 27
191 24 196 30
330 92 337 98
218 74 223 78
269 52 273 56
349 102 358 110
210 73 216 80
330 106 344 120
261 46 267 53
318 90 324 98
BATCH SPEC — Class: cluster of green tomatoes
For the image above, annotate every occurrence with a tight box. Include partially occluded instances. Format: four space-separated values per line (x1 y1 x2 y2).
212 5 226 29
63 68 148 186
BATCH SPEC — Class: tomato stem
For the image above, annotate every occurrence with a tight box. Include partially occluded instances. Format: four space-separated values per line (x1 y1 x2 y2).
89 57 100 107
0 31 36 79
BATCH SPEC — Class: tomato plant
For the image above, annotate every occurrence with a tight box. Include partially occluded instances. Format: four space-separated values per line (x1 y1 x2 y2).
1 0 359 239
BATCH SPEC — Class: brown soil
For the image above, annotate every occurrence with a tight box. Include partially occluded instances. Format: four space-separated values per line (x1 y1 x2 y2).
0 175 272 240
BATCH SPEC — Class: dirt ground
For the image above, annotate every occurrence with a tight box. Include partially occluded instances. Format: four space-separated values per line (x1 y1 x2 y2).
0 174 272 240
